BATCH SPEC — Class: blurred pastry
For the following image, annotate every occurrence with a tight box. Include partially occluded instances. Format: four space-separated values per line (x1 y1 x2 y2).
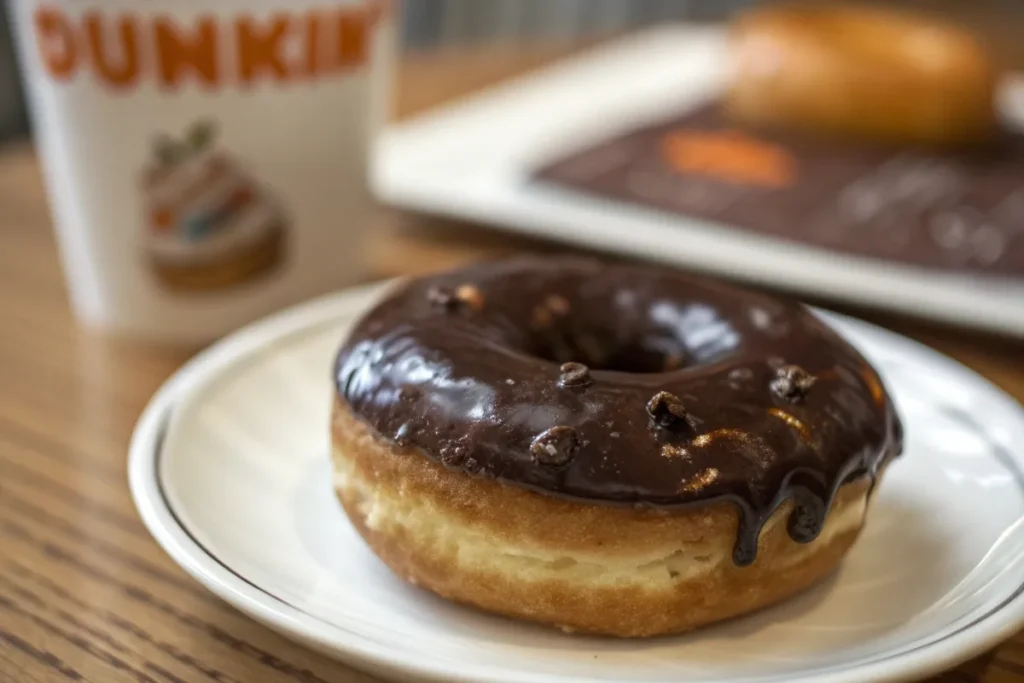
332 257 903 637
726 3 999 146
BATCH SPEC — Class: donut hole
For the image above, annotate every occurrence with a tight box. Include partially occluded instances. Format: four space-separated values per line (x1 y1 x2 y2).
524 315 741 374
526 333 687 374
528 331 679 370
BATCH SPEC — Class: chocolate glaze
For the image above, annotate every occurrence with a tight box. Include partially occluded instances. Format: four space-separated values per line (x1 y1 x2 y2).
335 258 903 566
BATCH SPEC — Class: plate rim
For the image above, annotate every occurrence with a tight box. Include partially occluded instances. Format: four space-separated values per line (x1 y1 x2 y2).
129 281 1024 683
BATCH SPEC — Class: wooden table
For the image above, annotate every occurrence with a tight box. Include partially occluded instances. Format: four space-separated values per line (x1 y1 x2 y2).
2 45 1023 683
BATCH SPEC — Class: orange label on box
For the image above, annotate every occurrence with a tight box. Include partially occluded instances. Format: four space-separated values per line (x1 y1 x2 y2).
660 130 796 188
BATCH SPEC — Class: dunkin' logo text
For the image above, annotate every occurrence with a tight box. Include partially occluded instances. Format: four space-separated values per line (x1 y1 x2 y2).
33 2 384 90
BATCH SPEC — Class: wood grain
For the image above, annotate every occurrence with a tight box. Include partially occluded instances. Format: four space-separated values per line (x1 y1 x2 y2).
1 42 1023 683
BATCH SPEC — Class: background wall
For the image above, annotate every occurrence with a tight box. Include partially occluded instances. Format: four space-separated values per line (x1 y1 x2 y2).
400 0 749 49
1 0 1021 142
0 0 742 142
0 7 27 141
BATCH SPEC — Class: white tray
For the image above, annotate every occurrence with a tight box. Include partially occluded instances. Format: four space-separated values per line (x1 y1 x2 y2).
373 25 1024 337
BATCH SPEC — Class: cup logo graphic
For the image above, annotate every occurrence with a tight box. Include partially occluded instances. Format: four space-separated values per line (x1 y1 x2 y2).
142 120 289 292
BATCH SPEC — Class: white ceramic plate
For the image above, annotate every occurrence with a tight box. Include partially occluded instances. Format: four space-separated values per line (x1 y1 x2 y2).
130 282 1024 683
373 25 1024 336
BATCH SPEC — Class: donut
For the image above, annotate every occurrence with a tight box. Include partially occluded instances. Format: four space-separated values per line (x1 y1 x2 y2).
332 258 902 637
725 3 999 147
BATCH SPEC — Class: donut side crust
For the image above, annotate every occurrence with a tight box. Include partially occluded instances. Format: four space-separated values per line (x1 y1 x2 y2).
332 399 874 637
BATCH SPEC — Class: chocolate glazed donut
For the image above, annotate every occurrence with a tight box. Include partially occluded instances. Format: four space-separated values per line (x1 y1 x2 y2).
337 258 902 566
332 257 903 636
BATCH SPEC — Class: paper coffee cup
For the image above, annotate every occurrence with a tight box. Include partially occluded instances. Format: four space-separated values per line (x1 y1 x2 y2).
10 0 393 343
